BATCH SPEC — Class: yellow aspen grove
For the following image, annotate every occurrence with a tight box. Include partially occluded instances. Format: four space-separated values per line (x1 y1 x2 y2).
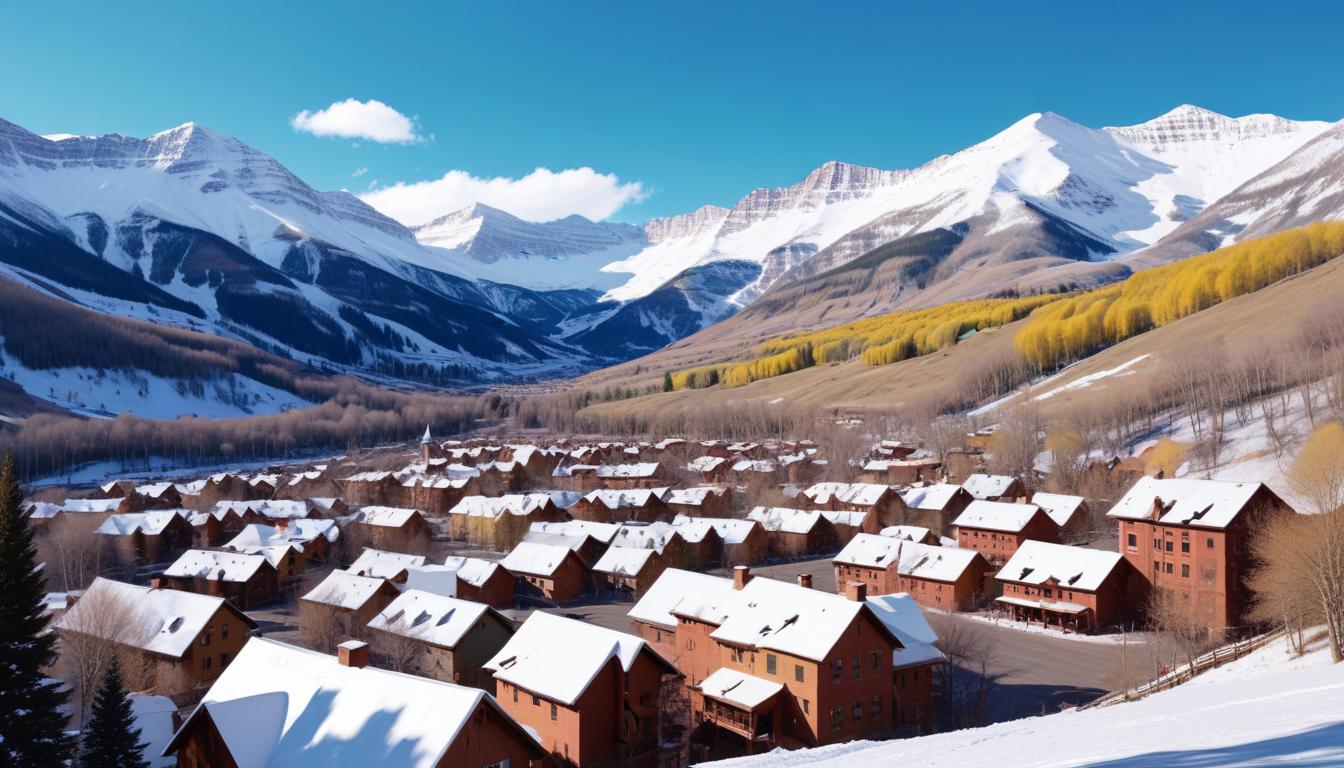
1014 221 1344 369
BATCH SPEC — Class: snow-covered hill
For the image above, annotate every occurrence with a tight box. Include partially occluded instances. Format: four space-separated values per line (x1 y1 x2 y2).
704 632 1344 768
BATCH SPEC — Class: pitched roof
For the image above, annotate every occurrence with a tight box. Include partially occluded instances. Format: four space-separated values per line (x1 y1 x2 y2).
952 500 1048 533
1106 477 1277 529
301 570 390 611
864 593 945 669
611 522 679 553
833 533 904 569
367 590 498 649
896 541 985 583
1032 492 1087 527
347 548 426 579
627 568 739 629
483 612 662 706
803 482 891 507
55 578 252 658
962 474 1020 500
698 668 783 710
223 520 338 552
96 510 187 536
398 565 460 597
593 547 658 577
664 486 726 506
594 463 661 478
163 550 269 583
441 556 502 588
747 506 825 534
880 525 934 542
995 540 1125 592
356 506 422 528
499 541 580 578
709 577 872 662
447 494 554 519
528 519 619 543
671 515 760 545
900 483 965 511
164 638 537 767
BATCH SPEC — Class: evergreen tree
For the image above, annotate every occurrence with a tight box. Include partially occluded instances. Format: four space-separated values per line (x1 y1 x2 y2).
0 454 74 764
78 658 149 768
662 371 674 392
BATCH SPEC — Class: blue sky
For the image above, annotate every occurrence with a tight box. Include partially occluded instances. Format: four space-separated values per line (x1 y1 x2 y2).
3 1 1341 224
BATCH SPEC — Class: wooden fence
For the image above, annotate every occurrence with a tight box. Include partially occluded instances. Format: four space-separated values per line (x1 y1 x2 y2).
1079 626 1288 710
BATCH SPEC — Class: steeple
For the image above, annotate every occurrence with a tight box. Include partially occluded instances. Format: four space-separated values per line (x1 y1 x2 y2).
420 425 432 445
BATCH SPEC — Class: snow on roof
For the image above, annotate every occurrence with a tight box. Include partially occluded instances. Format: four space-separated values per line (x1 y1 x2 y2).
168 638 524 768
897 541 984 583
367 589 495 648
224 520 338 552
499 541 579 577
213 500 312 519
343 470 397 483
819 509 870 528
611 521 679 552
710 577 866 662
26 501 64 519
581 487 668 509
803 482 890 507
731 459 776 473
747 506 825 534
55 578 247 658
880 525 934 542
441 556 501 588
995 540 1124 592
864 593 945 669
1106 477 1274 529
688 456 726 472
135 482 177 498
628 568 739 628
962 473 1019 499
699 667 784 710
900 483 965 511
529 519 620 543
671 515 760 545
1032 492 1087 527
62 498 124 513
163 550 268 583
347 548 426 579
357 506 421 528
594 463 661 478
96 510 187 536
593 546 657 576
484 612 652 706
664 486 726 506
302 570 390 611
952 500 1046 533
833 533 904 569
448 494 554 518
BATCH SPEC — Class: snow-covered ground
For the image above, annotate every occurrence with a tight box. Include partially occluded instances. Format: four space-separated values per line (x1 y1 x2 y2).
703 632 1344 767
940 609 1155 645
28 451 344 489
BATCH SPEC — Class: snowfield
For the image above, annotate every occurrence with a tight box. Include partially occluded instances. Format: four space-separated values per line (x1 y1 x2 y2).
702 633 1344 767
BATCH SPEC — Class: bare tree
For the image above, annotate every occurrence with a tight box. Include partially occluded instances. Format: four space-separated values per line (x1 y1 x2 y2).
36 513 106 592
933 621 997 729
369 622 425 675
1146 587 1218 672
1249 512 1320 656
987 404 1042 481
56 586 156 726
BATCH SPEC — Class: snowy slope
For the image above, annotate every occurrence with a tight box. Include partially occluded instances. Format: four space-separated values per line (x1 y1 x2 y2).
704 633 1344 768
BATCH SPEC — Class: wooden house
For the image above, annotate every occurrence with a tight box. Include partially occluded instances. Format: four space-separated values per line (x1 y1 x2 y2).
96 510 197 565
443 555 517 608
568 487 669 524
899 483 974 534
665 486 734 518
159 549 280 608
299 570 401 642
351 506 433 554
961 473 1027 502
672 515 767 566
367 589 515 688
446 493 567 550
746 506 840 558
953 500 1059 566
499 540 590 603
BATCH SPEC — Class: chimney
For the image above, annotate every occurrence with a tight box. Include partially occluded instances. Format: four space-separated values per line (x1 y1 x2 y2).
845 580 867 602
797 573 813 589
337 640 369 669
274 517 290 536
733 565 752 590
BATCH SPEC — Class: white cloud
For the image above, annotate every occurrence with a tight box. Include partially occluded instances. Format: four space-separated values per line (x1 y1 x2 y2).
291 99 421 143
352 167 369 178
361 167 648 224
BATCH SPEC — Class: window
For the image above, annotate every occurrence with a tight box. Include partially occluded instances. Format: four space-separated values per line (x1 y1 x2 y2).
852 699 862 723
1181 541 1190 554
832 659 843 684
1164 540 1173 552
1153 560 1159 572
795 664 805 683
550 702 558 721
852 655 861 680
872 695 883 715
220 653 230 668
532 695 540 706
1181 564 1190 578
1207 537 1215 549
221 623 230 639
766 654 777 675
869 651 881 671
1164 563 1174 574
731 647 744 663
512 687 518 703
830 706 844 730
802 698 809 714
200 630 212 647
1126 533 1137 549
203 656 212 670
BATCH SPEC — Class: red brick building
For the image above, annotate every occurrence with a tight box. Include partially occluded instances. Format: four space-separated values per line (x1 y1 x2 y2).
1107 477 1294 631
485 612 679 767
833 534 991 611
499 540 590 603
953 500 1059 566
995 540 1144 634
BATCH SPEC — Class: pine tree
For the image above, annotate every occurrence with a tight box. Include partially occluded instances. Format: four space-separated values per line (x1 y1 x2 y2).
662 371 674 392
0 454 74 764
78 658 149 768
